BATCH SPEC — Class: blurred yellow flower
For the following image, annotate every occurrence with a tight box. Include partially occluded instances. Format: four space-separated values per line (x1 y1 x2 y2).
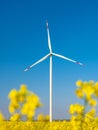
37 114 44 121
89 99 97 106
89 108 96 117
94 82 98 97
18 84 28 102
28 110 35 117
8 84 42 120
21 102 35 115
69 104 84 115
8 100 20 114
18 95 25 102
45 115 50 121
19 85 28 95
82 85 94 96
94 82 98 89
10 113 21 121
85 108 96 121
8 105 15 113
75 80 96 104
8 89 18 100
11 100 20 108
75 89 84 98
88 80 94 85
76 80 83 87
69 104 75 114
20 84 27 92
27 111 35 121
85 95 92 101
76 105 84 114
27 94 39 103
0 112 5 121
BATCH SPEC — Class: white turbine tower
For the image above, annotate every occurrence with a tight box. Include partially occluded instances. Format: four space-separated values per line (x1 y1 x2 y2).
24 21 84 122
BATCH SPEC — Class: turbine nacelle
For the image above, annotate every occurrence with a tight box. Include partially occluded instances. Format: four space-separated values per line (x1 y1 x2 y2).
50 53 52 56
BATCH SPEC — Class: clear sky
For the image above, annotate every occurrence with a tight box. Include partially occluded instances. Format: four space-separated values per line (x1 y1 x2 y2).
0 0 98 120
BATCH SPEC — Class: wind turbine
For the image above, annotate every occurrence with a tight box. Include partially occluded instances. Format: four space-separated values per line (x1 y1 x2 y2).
24 21 84 122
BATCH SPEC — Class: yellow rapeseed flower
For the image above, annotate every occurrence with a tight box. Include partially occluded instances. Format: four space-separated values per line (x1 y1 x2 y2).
19 84 28 96
20 84 27 92
8 105 15 113
89 108 96 117
8 100 20 114
69 104 76 114
8 84 42 121
45 115 50 121
94 82 98 97
88 80 94 85
21 103 30 115
76 80 83 87
0 112 5 121
83 85 94 96
85 108 96 122
85 95 92 101
10 113 21 121
37 114 44 121
75 89 84 98
89 99 97 106
8 89 18 100
75 104 84 115
27 111 35 121
69 104 84 115
18 95 25 102
18 85 28 102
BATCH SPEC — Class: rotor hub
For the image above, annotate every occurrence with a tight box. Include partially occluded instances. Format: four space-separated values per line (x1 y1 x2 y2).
50 53 52 56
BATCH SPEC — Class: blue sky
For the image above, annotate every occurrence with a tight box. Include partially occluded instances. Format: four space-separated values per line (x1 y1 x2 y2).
0 0 98 120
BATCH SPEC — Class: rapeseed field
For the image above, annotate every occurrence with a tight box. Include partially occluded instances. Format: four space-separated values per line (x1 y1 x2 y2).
0 80 98 130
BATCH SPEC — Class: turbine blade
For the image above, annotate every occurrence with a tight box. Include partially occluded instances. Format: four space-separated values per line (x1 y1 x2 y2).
24 53 50 71
52 53 84 66
46 21 52 53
